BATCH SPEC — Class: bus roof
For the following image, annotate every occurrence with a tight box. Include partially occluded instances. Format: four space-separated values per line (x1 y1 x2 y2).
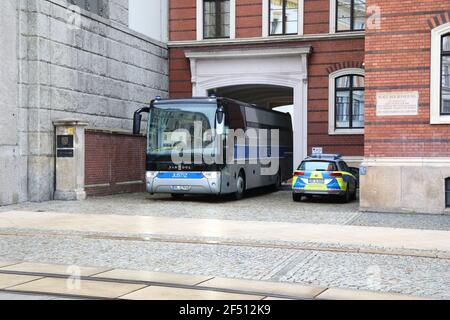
152 97 289 116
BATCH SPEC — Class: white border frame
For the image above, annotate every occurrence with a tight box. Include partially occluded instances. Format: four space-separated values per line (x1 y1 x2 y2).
430 22 450 124
197 0 236 41
262 0 304 37
328 68 365 135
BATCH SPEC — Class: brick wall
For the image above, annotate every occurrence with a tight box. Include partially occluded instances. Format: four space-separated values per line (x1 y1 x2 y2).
170 0 196 41
236 0 262 38
85 130 146 196
364 0 450 157
304 0 330 34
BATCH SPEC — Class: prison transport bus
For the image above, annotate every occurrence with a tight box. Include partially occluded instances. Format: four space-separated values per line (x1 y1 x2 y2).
132 97 293 199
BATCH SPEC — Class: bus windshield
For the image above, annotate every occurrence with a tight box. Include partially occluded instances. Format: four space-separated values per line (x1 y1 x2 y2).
147 103 217 158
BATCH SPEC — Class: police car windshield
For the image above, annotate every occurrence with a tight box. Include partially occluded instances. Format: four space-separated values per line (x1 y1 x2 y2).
299 161 337 172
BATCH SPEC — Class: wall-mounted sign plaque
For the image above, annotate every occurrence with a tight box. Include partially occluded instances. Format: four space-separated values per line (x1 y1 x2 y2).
376 91 419 116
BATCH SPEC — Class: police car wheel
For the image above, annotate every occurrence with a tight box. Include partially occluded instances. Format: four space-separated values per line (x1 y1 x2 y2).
342 187 351 203
293 193 302 202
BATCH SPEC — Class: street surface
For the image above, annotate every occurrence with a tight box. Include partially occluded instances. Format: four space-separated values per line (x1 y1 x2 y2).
1 189 450 299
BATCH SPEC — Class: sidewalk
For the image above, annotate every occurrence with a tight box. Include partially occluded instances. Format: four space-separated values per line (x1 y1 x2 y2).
0 262 426 300
1 211 450 257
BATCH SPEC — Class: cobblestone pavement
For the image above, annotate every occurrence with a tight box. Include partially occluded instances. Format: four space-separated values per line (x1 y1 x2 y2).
0 234 448 299
1 189 360 225
2 191 450 299
3 190 450 230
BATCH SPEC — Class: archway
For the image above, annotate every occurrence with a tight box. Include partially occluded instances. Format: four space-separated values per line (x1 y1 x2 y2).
186 46 310 166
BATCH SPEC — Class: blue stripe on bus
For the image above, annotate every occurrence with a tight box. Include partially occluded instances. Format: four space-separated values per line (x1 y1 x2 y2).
157 172 204 179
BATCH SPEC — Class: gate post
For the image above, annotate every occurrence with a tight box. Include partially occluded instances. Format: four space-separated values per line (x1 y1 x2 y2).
53 119 89 201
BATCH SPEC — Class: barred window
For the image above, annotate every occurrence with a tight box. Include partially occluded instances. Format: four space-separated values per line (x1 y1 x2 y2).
336 0 365 32
204 0 230 39
269 0 298 36
68 0 107 17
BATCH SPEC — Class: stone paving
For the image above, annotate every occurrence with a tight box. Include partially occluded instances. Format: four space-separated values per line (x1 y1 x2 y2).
4 190 450 230
0 190 367 226
2 191 450 299
0 233 448 299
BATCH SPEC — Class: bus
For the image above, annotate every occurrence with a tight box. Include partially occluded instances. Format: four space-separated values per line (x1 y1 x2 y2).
132 97 293 199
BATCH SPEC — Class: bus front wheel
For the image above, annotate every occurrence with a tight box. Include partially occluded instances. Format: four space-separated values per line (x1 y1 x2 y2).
234 172 246 200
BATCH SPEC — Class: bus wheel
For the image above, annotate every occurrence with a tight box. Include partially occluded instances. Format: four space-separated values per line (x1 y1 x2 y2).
171 194 185 200
234 172 246 200
273 169 282 190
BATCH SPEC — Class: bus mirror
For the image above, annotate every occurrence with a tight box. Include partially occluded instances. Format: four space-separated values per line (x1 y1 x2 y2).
133 112 142 135
132 106 150 135
216 107 225 135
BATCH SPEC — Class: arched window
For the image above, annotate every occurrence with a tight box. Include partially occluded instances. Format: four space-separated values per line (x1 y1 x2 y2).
329 69 365 135
441 34 450 115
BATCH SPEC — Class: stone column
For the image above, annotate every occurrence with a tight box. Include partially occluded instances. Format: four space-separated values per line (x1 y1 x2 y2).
53 119 89 201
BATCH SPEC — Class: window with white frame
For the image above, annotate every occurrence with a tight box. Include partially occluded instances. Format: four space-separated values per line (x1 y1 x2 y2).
431 23 450 124
441 34 450 115
262 0 303 37
197 0 235 40
269 0 299 35
330 0 365 33
329 69 365 134
203 0 230 39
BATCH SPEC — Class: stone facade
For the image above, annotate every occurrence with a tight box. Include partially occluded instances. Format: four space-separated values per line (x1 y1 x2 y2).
0 0 168 206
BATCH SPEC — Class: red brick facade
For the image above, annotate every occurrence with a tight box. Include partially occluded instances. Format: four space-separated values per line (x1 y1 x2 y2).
168 0 365 157
364 0 450 157
85 130 146 196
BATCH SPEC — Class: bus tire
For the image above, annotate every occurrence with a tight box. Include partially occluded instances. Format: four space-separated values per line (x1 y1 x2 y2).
273 169 282 190
234 171 246 200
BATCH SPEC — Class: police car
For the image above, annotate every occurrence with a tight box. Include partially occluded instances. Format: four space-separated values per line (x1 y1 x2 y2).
292 154 358 203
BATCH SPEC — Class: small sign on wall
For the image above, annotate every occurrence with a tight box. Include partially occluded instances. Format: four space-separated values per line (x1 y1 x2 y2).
312 147 323 155
376 91 419 116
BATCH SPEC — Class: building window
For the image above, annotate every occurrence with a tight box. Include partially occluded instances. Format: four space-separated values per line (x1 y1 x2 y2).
269 0 298 35
431 23 450 124
328 69 365 135
446 178 450 208
442 34 450 115
68 0 107 17
203 0 230 39
336 0 365 32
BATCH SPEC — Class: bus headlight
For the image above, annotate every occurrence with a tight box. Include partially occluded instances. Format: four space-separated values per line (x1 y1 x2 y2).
202 172 220 180
146 171 159 179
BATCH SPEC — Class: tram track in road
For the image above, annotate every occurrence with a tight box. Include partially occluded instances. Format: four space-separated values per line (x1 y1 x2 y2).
0 267 310 300
0 228 448 261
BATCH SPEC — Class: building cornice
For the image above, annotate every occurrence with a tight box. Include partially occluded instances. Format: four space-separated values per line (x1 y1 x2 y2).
168 31 365 48
185 46 312 59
